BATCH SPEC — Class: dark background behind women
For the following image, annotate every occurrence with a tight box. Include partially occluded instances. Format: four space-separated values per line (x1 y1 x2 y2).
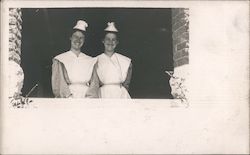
21 8 173 98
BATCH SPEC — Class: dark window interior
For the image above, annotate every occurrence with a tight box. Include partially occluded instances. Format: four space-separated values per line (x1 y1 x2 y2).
21 8 173 98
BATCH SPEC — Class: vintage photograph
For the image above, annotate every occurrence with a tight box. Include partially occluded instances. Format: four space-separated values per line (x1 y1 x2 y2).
9 7 189 99
2 0 249 154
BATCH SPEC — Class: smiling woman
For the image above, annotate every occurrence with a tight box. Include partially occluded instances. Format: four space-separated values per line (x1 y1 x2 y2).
86 22 132 98
18 8 187 99
51 20 97 98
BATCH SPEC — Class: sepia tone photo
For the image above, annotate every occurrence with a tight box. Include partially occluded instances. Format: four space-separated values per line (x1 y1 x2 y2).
1 0 249 154
9 7 189 100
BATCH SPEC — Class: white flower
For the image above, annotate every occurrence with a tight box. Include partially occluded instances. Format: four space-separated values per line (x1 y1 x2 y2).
9 60 24 97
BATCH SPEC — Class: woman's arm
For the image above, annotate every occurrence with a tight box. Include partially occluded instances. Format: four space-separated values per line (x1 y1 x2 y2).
51 59 72 98
123 62 132 91
85 63 101 98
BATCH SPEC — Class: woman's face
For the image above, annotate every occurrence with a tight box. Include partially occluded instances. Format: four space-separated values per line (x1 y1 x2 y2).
70 31 85 51
103 33 118 52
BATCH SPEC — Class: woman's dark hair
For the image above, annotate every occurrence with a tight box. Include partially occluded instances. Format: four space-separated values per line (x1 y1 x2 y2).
103 31 119 41
69 29 85 38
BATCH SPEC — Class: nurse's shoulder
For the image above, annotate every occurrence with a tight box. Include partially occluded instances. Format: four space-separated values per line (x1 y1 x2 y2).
53 51 72 63
115 52 131 63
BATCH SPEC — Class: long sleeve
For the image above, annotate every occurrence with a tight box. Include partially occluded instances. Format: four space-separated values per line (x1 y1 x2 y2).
51 59 72 98
85 63 101 98
123 62 132 91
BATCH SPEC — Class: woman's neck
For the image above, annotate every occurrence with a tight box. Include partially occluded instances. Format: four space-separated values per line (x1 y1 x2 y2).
104 50 115 57
71 48 81 57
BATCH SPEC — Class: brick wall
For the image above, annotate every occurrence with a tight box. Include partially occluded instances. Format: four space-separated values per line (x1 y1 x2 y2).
172 8 189 68
9 8 22 65
8 8 24 98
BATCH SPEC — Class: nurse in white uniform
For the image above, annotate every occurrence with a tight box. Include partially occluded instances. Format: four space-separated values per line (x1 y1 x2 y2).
51 20 96 98
87 22 132 98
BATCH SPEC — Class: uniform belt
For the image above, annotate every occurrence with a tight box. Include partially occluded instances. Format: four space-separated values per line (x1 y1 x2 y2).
103 83 122 87
69 82 89 86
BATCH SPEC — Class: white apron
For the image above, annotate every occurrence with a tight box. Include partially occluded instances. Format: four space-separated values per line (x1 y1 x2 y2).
96 53 131 98
55 51 96 98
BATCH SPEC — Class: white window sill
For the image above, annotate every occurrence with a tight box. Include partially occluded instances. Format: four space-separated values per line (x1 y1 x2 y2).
24 98 188 109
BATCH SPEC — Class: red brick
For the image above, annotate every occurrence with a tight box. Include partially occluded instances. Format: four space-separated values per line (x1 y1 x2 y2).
177 41 188 51
173 50 181 60
174 34 188 46
173 39 177 48
173 46 177 54
176 57 189 67
172 31 177 39
173 16 187 31
174 61 178 68
173 25 188 39
171 8 180 19
172 39 177 47
172 8 189 68
173 12 186 23
179 8 186 12
179 48 189 57
180 32 189 41
179 57 189 66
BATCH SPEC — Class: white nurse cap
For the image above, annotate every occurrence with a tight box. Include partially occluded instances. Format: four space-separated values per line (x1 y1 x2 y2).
104 22 118 32
73 20 88 31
